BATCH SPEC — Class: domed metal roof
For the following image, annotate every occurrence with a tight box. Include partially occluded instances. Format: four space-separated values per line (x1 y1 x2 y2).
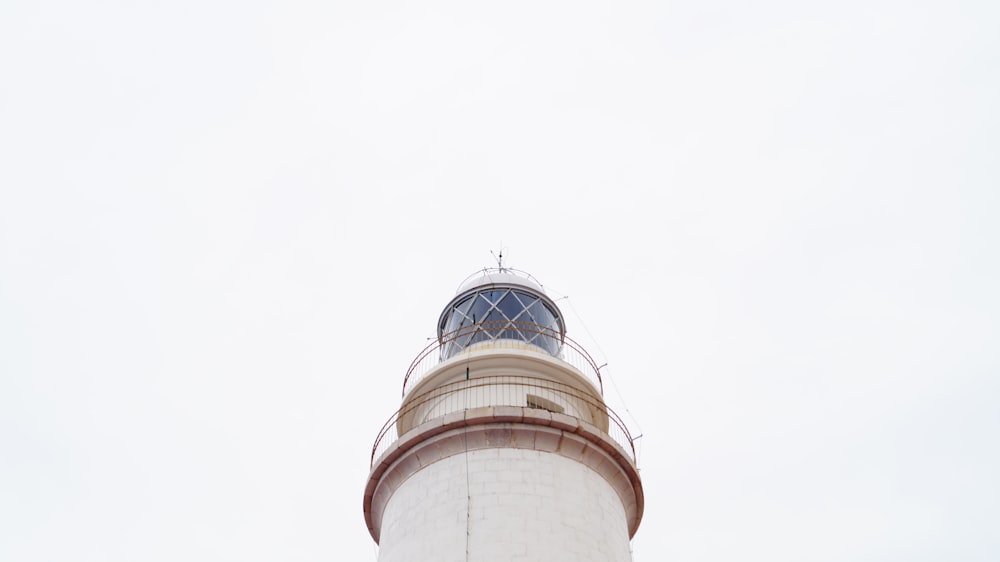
455 268 547 295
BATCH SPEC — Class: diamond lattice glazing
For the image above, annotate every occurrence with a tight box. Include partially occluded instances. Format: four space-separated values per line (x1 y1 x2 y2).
439 288 563 358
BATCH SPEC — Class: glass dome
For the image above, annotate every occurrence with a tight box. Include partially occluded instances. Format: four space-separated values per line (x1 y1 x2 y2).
437 272 565 359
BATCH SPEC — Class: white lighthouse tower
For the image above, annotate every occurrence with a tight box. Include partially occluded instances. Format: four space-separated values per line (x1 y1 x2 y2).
363 266 643 562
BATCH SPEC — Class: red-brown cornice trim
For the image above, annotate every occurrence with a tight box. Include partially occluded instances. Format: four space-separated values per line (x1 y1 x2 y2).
362 406 643 543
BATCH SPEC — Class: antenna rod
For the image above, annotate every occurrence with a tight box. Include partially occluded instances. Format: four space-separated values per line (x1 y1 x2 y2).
490 247 506 271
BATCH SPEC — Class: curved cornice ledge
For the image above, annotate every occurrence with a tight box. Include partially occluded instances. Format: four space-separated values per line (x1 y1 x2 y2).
363 406 643 543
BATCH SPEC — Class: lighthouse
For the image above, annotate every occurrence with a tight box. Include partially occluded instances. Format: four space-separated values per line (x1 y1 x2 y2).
363 267 643 562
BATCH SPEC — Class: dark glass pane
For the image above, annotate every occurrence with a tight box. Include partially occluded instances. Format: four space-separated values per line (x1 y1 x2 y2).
541 302 562 333
455 295 475 318
483 310 506 335
512 291 535 308
454 296 478 331
496 292 526 322
444 296 474 334
470 326 490 345
507 291 536 323
444 313 461 334
482 290 505 304
525 300 554 329
466 294 492 325
517 293 538 323
455 329 474 348
511 323 530 342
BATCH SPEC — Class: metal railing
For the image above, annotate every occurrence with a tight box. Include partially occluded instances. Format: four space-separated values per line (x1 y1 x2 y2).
402 322 604 397
371 375 636 467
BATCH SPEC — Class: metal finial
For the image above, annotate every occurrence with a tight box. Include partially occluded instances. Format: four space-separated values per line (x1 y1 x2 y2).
491 246 506 271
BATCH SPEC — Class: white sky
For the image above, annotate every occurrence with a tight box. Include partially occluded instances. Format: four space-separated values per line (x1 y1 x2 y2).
1 0 998 560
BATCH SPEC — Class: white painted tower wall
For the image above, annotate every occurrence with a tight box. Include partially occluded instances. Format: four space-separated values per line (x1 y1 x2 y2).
378 449 631 562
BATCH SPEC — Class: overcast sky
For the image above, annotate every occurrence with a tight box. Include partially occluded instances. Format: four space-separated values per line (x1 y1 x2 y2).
2 0 998 561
